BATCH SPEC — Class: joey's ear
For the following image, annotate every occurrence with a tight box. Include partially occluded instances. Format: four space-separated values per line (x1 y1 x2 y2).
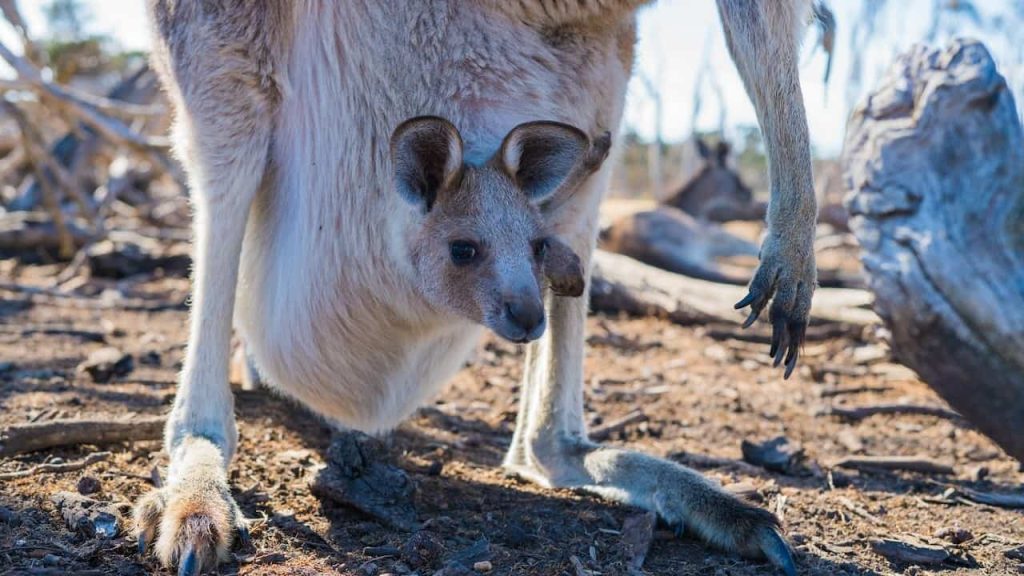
543 237 585 298
390 116 463 211
500 121 589 203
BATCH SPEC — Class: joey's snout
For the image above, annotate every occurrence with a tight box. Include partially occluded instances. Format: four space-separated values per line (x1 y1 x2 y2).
497 289 546 343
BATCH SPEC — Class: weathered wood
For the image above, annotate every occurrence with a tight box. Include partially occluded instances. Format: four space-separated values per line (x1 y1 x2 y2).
590 250 878 327
600 206 758 285
834 456 954 476
0 416 165 456
843 40 1024 462
824 403 961 423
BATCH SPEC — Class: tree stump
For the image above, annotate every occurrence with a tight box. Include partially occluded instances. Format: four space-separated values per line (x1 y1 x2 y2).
843 39 1024 462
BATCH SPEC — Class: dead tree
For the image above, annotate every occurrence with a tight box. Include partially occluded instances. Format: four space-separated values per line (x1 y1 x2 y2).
843 39 1024 462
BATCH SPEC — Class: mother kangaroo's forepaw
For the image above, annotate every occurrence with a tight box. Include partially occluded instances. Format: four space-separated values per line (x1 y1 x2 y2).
133 442 247 575
734 237 816 379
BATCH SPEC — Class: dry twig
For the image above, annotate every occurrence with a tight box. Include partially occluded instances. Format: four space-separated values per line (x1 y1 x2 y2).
0 451 110 481
590 410 647 442
834 456 954 475
825 403 961 422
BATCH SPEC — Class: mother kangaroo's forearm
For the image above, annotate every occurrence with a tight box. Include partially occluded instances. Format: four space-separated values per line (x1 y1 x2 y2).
716 0 817 234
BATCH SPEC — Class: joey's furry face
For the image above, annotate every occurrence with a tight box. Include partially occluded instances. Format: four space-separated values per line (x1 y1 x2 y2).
391 117 603 342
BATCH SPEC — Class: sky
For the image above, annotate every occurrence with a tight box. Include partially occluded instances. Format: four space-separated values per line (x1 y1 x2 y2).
10 0 1022 157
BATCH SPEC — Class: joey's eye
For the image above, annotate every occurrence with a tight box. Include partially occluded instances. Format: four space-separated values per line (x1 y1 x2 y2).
449 240 479 265
532 238 549 260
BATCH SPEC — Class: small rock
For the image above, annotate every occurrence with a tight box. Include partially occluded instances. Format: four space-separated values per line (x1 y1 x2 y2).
139 351 162 366
473 560 493 572
41 553 62 566
400 531 445 569
77 476 102 495
703 345 728 362
357 561 379 576
967 465 989 482
836 429 865 454
0 506 20 526
933 527 973 545
741 436 806 475
78 347 133 383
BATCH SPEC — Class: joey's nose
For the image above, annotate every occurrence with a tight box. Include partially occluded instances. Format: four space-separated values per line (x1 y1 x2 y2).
504 298 545 338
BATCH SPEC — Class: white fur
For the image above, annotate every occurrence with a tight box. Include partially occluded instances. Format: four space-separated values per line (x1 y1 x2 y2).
232 2 630 432
144 2 816 572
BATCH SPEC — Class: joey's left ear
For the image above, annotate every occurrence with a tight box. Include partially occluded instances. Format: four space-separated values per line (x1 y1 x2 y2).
500 121 589 203
543 237 585 297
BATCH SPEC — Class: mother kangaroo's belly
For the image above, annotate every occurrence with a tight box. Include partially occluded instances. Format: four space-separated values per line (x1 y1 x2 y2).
237 248 484 433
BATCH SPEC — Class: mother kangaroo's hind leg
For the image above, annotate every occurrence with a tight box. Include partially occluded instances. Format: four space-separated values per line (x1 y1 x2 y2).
133 2 285 574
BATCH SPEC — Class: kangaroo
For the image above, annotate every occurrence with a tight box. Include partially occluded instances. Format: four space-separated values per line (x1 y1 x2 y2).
663 138 767 222
136 2 819 575
389 115 606 337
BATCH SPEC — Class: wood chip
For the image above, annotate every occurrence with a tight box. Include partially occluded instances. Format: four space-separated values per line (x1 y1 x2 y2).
870 537 949 565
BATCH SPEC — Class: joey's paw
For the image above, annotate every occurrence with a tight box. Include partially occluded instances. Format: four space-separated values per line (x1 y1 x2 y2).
657 487 795 576
734 235 816 379
133 453 247 574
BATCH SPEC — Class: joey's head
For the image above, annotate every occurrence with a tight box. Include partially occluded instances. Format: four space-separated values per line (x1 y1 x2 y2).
390 116 607 343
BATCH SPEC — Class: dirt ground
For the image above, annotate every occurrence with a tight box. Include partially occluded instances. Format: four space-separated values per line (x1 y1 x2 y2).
1 261 1023 576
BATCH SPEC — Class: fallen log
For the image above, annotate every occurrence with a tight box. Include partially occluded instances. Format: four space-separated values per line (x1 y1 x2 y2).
590 250 878 327
833 456 954 476
843 40 1024 462
824 403 961 423
600 206 757 285
0 416 165 456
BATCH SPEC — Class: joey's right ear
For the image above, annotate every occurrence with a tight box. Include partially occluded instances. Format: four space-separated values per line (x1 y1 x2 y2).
390 116 464 211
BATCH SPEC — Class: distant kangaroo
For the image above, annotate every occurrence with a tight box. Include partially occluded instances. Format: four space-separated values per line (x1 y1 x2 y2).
663 138 767 222
136 2 819 575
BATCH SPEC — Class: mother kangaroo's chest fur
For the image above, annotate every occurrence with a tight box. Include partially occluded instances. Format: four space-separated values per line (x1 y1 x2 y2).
234 2 637 432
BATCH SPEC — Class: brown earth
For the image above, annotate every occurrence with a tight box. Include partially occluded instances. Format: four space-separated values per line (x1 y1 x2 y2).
1 261 1022 576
